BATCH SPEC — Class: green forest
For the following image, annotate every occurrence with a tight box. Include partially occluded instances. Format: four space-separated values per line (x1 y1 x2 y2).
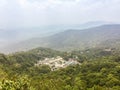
0 47 120 90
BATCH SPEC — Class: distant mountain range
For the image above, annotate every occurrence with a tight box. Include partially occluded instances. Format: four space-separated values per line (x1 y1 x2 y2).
0 21 110 47
1 24 120 53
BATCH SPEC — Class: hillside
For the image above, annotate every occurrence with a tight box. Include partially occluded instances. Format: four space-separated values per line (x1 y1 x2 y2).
1 24 120 53
0 47 120 90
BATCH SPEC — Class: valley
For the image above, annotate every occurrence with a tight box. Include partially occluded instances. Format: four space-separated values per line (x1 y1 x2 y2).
0 24 120 90
0 0 120 89
0 47 120 90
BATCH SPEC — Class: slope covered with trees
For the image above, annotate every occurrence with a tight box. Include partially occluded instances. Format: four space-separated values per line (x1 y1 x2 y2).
1 24 120 53
0 47 120 90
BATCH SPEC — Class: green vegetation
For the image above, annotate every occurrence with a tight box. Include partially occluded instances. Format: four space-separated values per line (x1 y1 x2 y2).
0 47 120 90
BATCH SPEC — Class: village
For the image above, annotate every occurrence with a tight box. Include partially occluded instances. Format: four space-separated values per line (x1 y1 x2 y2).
35 56 80 71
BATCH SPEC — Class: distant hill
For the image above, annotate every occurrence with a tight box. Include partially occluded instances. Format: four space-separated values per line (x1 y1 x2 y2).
0 21 110 48
1 24 120 53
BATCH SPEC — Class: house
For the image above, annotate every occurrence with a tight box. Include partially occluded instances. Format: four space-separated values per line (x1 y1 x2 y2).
35 56 80 71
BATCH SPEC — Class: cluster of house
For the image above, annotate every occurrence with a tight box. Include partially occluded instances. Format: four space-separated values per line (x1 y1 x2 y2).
35 56 80 71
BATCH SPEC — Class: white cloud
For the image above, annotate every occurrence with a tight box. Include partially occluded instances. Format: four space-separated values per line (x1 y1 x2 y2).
0 0 120 28
0 0 6 8
18 0 80 10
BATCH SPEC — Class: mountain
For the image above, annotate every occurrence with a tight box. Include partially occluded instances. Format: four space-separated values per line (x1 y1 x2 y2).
1 24 120 53
0 21 110 48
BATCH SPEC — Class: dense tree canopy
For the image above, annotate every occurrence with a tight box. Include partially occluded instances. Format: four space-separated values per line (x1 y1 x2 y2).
0 47 120 90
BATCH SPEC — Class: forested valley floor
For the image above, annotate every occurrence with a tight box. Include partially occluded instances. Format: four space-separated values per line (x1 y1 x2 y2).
0 47 120 90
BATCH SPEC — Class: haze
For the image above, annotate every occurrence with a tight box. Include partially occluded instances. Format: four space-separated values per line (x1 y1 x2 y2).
0 0 120 28
0 0 120 48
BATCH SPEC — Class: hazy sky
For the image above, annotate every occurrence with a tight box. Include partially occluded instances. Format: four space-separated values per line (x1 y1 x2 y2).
0 0 120 28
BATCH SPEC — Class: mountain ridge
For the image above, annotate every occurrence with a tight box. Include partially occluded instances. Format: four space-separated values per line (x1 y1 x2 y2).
1 24 120 53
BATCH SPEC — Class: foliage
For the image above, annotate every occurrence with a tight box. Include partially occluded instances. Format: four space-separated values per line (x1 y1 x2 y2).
0 47 120 90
